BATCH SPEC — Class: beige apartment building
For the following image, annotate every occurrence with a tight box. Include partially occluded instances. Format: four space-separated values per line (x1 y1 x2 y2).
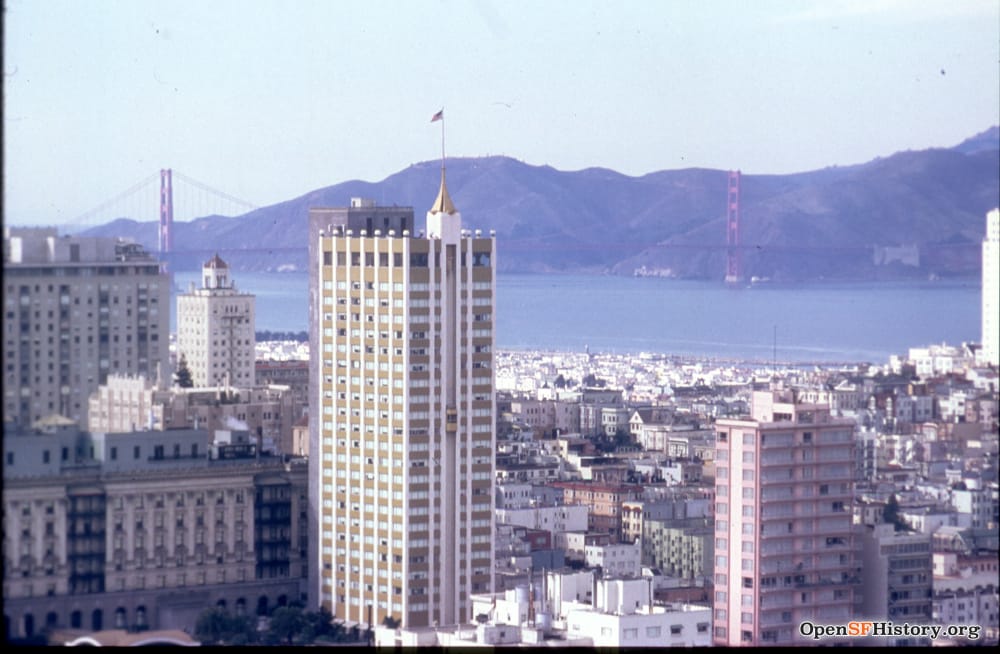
713 388 859 646
176 254 256 388
2 228 170 428
307 177 496 629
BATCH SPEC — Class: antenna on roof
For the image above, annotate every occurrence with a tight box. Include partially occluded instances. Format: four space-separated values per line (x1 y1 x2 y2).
773 325 777 373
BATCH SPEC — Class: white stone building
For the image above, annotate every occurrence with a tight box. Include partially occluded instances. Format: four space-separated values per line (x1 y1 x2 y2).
176 254 256 388
981 208 999 367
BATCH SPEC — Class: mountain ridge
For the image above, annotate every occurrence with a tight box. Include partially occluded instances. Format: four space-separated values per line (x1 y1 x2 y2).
80 127 1000 281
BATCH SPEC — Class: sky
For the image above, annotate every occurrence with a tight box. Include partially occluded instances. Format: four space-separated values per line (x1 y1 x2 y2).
3 0 999 226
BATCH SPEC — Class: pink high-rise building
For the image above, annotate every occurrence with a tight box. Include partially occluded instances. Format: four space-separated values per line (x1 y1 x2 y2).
712 389 858 646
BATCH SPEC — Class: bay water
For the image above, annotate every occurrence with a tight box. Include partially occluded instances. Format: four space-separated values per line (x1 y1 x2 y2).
171 271 981 364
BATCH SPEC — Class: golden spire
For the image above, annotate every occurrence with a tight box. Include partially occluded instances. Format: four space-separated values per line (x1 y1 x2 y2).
430 167 457 215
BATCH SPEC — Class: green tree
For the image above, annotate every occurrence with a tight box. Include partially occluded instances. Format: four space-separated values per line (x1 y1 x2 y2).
614 428 633 448
302 606 338 643
194 607 256 646
883 494 909 532
174 354 194 388
267 606 306 645
194 607 228 645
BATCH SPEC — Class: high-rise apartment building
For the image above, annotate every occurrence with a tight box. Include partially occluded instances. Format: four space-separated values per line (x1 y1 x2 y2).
713 389 858 646
308 178 496 629
176 254 256 387
2 228 169 428
982 208 999 367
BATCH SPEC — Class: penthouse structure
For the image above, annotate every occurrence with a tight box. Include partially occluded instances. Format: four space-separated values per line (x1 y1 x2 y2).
2 228 169 428
176 254 256 388
713 389 858 646
308 175 496 628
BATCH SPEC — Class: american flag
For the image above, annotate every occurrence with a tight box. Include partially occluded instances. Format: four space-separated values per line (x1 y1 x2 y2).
430 109 443 122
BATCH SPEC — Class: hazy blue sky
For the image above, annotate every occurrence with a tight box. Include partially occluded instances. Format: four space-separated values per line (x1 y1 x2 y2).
4 0 998 226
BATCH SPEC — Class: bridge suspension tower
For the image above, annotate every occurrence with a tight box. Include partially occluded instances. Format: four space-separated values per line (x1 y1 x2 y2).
159 168 174 254
724 170 742 285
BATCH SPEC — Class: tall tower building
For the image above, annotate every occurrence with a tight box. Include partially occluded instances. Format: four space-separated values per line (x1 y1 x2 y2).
2 228 169 427
308 177 496 628
176 254 256 387
712 389 858 646
982 208 999 367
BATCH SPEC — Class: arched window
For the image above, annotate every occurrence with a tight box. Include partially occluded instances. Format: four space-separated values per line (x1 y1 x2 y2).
115 607 127 629
24 614 35 638
235 599 246 617
135 606 147 630
70 611 82 629
46 612 59 630
256 596 268 616
91 609 103 631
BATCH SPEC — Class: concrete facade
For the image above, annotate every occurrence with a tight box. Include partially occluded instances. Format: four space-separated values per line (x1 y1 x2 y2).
176 254 256 388
2 422 307 641
308 185 496 629
3 228 170 428
87 373 304 455
858 523 933 645
713 389 858 646
982 208 999 367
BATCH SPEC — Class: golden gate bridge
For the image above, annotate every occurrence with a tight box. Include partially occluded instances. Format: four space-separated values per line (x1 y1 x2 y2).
63 169 305 257
62 169 958 279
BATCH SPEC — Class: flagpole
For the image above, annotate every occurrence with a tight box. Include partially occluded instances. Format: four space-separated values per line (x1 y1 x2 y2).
440 111 446 172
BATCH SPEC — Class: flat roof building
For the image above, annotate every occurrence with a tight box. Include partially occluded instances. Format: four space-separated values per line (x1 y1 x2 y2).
713 388 859 646
308 176 497 628
3 228 170 428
